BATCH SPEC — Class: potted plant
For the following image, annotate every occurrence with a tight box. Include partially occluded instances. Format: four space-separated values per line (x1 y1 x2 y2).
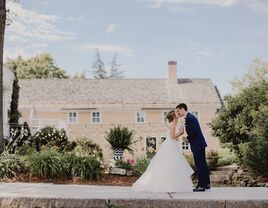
105 125 135 160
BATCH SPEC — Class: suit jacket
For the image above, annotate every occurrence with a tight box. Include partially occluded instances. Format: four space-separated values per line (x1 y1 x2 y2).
185 112 207 152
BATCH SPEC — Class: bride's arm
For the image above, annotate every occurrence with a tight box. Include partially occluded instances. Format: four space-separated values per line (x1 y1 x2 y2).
176 126 184 138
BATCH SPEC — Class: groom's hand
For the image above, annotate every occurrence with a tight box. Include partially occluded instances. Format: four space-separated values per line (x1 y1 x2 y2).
182 136 189 144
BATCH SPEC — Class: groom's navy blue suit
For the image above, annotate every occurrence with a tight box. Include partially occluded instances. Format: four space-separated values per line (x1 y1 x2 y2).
185 112 210 188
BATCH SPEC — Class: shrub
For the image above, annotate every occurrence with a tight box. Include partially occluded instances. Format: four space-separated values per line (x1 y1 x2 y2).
105 125 135 152
0 152 24 179
242 137 268 176
32 126 68 151
206 150 219 171
75 138 103 159
27 148 64 178
217 148 237 167
63 140 77 152
132 157 150 175
63 139 105 180
14 145 36 156
65 154 103 180
115 159 132 170
211 80 268 164
240 105 268 176
6 122 32 153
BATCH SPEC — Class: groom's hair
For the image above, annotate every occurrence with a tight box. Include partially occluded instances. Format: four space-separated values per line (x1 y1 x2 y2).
176 103 188 111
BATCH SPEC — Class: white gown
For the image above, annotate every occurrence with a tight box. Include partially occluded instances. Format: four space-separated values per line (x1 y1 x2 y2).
132 127 194 193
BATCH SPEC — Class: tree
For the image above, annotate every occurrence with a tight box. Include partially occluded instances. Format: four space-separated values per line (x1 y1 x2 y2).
5 53 70 79
230 58 268 93
9 64 20 124
0 0 6 153
211 81 268 162
110 53 124 78
242 105 268 176
91 49 107 79
91 50 124 79
72 70 87 80
211 60 268 175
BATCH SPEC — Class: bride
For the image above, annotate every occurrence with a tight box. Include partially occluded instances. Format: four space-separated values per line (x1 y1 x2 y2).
132 110 194 193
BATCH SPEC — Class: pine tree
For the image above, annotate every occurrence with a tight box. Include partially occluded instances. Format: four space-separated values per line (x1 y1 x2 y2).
9 64 20 125
110 53 124 78
91 49 107 79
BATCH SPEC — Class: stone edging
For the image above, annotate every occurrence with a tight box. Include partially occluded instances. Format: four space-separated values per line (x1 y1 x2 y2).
0 197 267 208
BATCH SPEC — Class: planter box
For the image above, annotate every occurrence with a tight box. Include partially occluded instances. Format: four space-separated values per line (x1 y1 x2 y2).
109 167 126 175
126 170 133 176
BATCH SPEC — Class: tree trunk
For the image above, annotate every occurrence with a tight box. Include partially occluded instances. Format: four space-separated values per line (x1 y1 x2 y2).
0 0 6 153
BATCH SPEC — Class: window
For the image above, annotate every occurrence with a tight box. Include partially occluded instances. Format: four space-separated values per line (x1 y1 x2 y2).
160 137 166 142
146 137 156 158
163 111 168 123
190 111 199 120
92 112 101 123
182 141 190 151
136 111 146 123
68 112 77 123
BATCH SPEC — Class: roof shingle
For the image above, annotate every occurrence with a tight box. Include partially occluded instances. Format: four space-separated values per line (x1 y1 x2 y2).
18 78 222 108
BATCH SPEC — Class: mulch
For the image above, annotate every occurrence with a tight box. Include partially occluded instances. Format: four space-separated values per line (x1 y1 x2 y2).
3 173 139 186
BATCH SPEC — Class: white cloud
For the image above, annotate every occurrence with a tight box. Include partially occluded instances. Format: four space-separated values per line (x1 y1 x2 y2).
6 35 27 43
140 0 268 16
38 0 64 6
138 0 238 13
197 50 215 58
6 2 76 41
75 44 134 57
245 0 268 17
140 0 237 9
4 43 47 60
4 2 76 60
65 16 84 22
4 42 47 60
106 24 117 34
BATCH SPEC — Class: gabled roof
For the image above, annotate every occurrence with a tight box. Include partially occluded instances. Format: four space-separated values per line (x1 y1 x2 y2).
18 78 223 109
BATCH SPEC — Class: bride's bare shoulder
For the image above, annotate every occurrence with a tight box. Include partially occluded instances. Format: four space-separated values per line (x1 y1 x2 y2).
168 122 175 129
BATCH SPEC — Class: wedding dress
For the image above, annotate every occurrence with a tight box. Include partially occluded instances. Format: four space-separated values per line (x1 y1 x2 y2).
132 127 194 193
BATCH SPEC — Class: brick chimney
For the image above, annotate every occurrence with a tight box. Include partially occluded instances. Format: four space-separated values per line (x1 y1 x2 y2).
168 61 177 85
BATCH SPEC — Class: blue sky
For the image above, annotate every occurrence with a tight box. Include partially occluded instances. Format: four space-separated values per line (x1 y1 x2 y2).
4 0 268 96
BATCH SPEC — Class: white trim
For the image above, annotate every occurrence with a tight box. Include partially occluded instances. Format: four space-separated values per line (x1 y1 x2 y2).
67 112 78 124
190 111 199 120
20 108 63 112
135 111 146 123
162 111 169 123
91 111 102 124
181 140 191 151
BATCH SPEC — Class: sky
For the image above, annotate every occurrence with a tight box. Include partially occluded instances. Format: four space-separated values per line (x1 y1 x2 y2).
4 0 268 96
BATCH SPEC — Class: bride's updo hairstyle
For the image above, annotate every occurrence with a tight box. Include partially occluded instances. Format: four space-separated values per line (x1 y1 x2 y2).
166 110 175 123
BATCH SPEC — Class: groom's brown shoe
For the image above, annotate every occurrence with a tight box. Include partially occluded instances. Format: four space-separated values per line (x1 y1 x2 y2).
193 186 205 192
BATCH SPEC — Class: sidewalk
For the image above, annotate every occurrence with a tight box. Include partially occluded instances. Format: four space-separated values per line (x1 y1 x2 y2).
0 183 267 208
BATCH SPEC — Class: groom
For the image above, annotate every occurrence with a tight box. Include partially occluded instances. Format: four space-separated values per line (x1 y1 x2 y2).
176 103 210 192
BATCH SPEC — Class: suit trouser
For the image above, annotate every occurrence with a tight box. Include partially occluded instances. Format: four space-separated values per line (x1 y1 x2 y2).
193 148 210 187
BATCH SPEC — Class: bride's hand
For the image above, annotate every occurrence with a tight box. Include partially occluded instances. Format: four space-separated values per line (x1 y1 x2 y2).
182 136 189 144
